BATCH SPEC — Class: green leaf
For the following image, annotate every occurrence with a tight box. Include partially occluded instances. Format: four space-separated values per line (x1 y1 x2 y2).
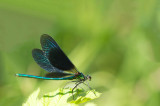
23 88 101 106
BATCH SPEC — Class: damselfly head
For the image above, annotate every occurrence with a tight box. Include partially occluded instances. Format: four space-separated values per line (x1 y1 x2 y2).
87 75 91 81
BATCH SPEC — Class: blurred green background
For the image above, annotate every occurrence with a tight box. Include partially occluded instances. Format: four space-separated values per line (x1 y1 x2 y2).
0 0 160 106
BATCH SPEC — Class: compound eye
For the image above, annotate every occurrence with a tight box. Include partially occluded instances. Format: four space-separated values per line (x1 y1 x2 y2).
88 76 91 81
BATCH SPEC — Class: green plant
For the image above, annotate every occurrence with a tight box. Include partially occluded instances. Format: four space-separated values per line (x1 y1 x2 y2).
23 88 101 106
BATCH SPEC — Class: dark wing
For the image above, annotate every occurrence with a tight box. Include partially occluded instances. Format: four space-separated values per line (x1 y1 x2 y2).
45 72 74 78
32 49 64 73
40 34 78 73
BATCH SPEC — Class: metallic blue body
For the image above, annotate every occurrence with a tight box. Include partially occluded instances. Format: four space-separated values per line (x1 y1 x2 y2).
16 74 75 80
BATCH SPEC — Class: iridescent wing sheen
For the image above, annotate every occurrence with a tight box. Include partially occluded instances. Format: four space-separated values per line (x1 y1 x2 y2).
40 34 78 73
32 49 64 73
